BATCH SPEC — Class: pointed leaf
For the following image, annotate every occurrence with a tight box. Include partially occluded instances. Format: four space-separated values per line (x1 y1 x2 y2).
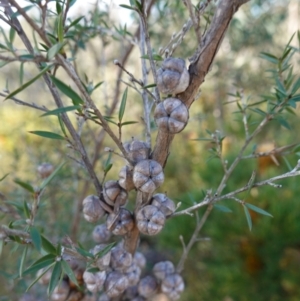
94 242 116 259
119 4 136 11
121 121 138 126
14 179 35 193
30 227 42 252
9 28 16 44
47 42 65 60
290 94 300 102
245 203 273 217
4 65 52 100
48 261 63 296
243 204 252 231
75 246 94 258
57 115 67 137
143 83 156 89
19 246 28 277
291 78 300 95
41 235 57 255
29 131 66 140
50 76 83 105
23 254 56 276
260 52 278 64
61 260 79 286
118 88 128 123
214 204 232 213
26 263 55 292
41 105 81 117
23 201 30 219
40 161 65 190
57 13 64 43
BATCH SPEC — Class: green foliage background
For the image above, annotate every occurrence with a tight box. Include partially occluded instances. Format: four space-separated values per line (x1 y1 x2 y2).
0 0 300 300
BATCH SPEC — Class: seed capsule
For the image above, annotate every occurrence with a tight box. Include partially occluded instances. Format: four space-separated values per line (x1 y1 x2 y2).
103 180 128 207
157 57 190 95
83 270 106 293
151 193 176 217
136 205 166 236
104 271 129 298
153 261 175 280
82 195 105 223
106 208 134 236
138 275 158 298
124 139 150 164
92 224 112 243
154 97 189 134
161 273 185 300
133 160 164 194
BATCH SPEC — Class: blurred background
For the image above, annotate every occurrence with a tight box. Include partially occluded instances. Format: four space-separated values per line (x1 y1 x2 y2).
0 0 300 300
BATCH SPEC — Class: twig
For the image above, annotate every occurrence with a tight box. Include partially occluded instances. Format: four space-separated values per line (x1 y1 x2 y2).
174 168 300 216
3 0 103 197
183 0 201 45
138 10 160 103
0 92 49 112
139 18 152 146
176 204 213 273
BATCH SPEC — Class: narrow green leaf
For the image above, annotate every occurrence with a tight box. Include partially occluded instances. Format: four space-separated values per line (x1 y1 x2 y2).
75 247 94 258
291 78 300 95
57 13 64 43
67 16 84 30
4 65 52 100
121 121 138 126
19 246 28 277
48 261 63 296
140 54 163 61
290 94 300 102
5 201 23 211
23 254 56 276
40 161 65 190
283 156 293 171
29 131 66 140
61 260 79 286
9 28 16 44
86 267 100 273
14 179 35 193
249 108 267 116
245 203 273 217
57 115 67 137
119 88 128 123
94 242 116 259
277 118 291 130
143 83 156 89
119 4 136 10
50 76 83 105
275 78 286 95
260 52 278 64
30 227 42 252
26 263 54 292
243 205 252 231
214 204 232 213
104 163 113 173
47 42 65 60
23 201 30 219
56 1 62 14
41 235 57 255
0 173 9 182
41 105 81 117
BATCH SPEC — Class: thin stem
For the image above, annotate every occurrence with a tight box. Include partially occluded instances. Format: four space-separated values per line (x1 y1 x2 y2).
174 168 300 216
139 19 151 146
139 11 160 102
0 92 49 112
176 204 213 273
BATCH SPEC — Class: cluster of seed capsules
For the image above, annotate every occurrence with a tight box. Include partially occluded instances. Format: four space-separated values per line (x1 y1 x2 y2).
39 57 190 301
84 57 189 300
